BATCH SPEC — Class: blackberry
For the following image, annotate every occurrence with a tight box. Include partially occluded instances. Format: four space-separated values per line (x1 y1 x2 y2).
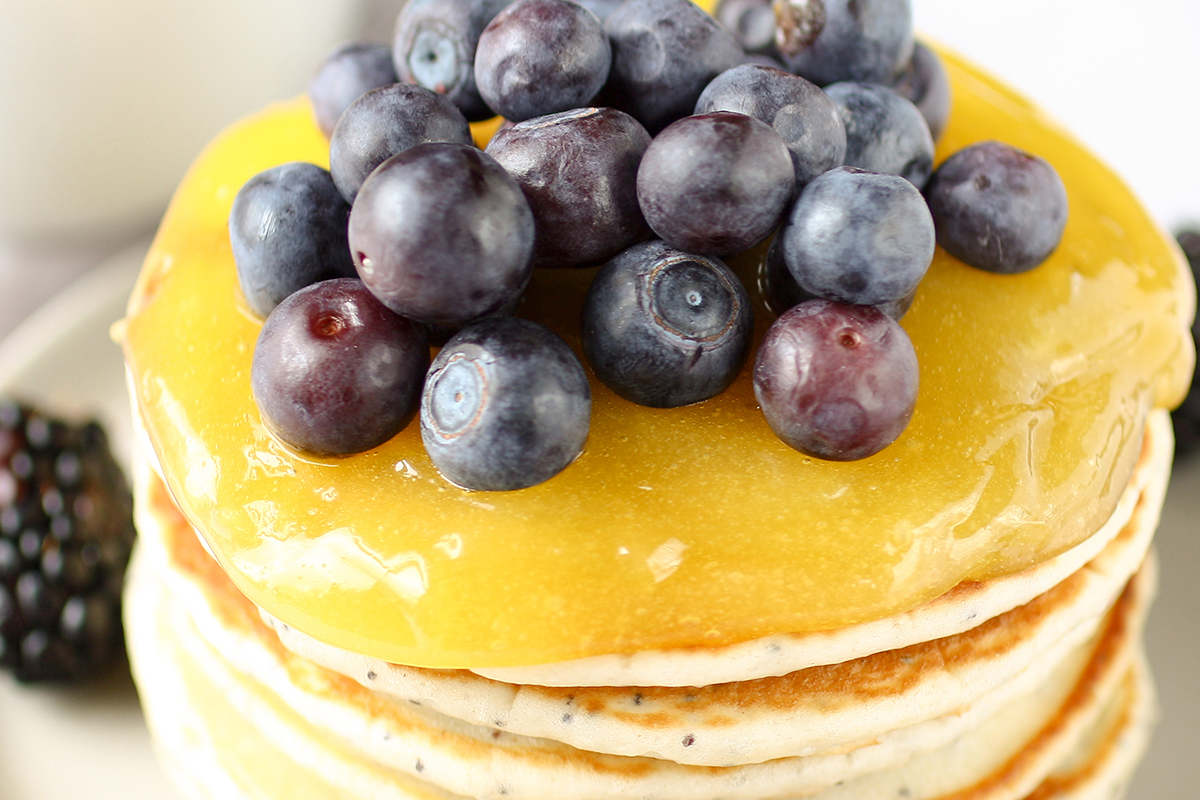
0 398 135 682
1171 229 1200 459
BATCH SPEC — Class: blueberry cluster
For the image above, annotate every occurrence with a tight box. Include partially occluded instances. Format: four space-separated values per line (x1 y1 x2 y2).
0 399 135 682
231 0 1072 487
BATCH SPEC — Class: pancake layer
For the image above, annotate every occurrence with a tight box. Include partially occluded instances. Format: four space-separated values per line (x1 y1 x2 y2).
125 414 1167 800
472 413 1164 688
262 411 1169 768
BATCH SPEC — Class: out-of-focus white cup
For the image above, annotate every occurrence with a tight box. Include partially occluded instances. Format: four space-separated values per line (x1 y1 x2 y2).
0 0 369 244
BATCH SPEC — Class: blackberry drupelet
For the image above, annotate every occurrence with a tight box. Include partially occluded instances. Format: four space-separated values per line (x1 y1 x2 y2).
0 398 135 682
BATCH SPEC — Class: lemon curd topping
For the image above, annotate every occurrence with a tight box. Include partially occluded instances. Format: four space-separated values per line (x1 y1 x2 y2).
122 52 1194 669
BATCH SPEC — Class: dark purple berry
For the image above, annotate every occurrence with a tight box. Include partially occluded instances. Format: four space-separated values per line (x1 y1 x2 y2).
308 42 399 139
715 0 777 55
229 162 357 318
891 40 951 142
761 235 816 315
582 240 753 407
0 398 135 682
773 0 913 85
392 0 517 121
695 63 846 187
924 140 1068 275
573 0 623 19
777 166 933 306
637 112 795 257
348 143 535 328
329 83 473 203
753 300 918 460
474 0 611 122
420 317 590 491
251 279 429 456
603 0 745 134
824 81 933 187
1170 228 1200 458
485 107 651 268
759 235 914 319
742 52 788 70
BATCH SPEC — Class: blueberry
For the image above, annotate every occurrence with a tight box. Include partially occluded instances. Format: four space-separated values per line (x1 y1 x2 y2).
742 52 788 70
715 0 778 55
759 234 915 319
573 0 623 20
777 166 933 306
637 112 795 257
603 0 745 134
924 140 1068 275
774 0 913 86
582 240 753 407
392 0 517 121
823 81 933 187
753 299 918 460
759 235 807 316
308 42 398 139
485 107 652 268
251 279 429 456
474 0 611 122
348 143 535 328
228 162 357 318
890 40 951 142
329 82 473 204
695 63 846 187
421 316 590 491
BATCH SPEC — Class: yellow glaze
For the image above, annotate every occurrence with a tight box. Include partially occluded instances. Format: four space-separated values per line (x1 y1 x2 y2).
121 51 1194 669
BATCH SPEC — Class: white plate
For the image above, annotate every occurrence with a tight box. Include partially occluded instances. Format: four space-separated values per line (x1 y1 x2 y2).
0 242 1194 798
0 242 177 800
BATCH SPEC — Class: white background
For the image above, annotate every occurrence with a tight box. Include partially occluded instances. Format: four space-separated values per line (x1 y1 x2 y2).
913 0 1200 232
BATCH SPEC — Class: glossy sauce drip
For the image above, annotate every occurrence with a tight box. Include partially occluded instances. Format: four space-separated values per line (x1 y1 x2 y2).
122 53 1194 669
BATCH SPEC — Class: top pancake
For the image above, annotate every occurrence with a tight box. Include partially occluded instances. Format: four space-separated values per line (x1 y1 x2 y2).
471 410 1171 687
128 444 1158 798
118 47 1196 668
130 409 1168 769
263 408 1169 693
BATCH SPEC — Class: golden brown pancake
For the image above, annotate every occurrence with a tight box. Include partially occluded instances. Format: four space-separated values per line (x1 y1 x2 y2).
125 419 1161 800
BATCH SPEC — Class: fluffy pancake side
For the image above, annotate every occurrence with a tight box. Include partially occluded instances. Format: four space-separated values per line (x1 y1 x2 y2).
232 410 1171 767
125 412 1163 800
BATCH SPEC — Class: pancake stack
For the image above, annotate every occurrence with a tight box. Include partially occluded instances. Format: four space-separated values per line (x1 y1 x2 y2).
116 5 1194 798
126 410 1168 800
